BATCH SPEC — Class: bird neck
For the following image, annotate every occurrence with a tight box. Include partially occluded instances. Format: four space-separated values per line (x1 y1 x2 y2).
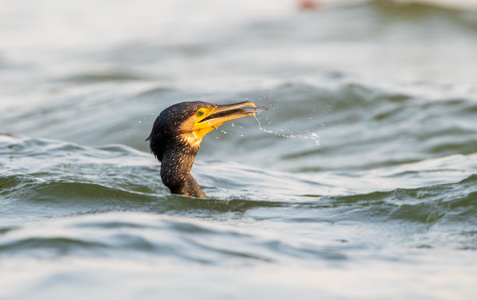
160 140 206 198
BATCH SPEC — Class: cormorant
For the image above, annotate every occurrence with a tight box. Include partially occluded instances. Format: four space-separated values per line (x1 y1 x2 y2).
146 101 266 198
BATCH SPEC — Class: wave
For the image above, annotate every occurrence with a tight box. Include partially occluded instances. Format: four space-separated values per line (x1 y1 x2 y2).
1 134 475 233
369 0 477 13
337 0 477 15
0 212 347 264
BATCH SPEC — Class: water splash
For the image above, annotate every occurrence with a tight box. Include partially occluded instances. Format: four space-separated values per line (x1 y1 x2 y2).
138 116 147 124
254 115 320 146
220 130 231 135
244 91 321 146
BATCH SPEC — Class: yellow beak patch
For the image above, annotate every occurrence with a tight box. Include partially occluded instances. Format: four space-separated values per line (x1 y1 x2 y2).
193 107 219 139
192 101 258 140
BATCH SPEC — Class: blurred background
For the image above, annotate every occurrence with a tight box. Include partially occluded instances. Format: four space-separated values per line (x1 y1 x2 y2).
1 0 477 299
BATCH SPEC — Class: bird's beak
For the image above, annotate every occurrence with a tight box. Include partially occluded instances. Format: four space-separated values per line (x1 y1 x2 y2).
193 101 267 140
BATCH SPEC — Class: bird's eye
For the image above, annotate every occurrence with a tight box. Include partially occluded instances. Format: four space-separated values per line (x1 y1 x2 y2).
197 110 205 117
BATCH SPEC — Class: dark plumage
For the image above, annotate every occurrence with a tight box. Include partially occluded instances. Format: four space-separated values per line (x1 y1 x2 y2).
147 101 265 198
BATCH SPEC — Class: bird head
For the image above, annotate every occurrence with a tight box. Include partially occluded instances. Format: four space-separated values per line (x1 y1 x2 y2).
147 101 264 159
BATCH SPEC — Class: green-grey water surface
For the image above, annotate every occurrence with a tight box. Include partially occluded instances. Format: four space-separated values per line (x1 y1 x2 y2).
1 0 477 299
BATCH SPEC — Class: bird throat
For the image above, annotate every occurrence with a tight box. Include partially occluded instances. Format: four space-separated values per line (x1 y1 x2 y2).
182 132 202 148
